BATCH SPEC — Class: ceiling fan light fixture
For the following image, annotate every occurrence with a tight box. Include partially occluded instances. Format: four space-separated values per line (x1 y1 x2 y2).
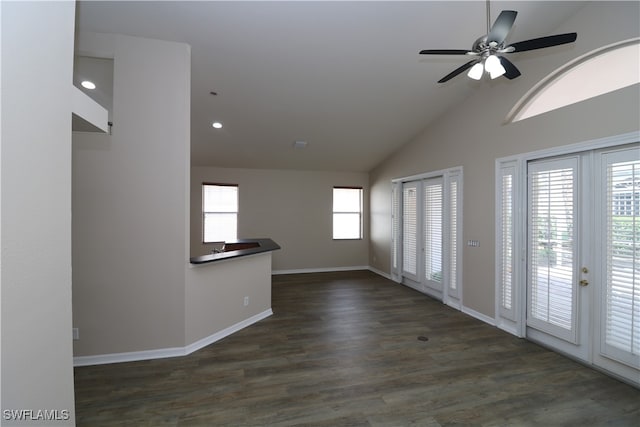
467 62 484 80
485 55 506 79
489 64 506 79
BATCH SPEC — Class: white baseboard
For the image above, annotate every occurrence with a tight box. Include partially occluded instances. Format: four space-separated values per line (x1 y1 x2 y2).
392 274 496 329
496 321 520 337
368 266 393 280
184 309 272 355
462 305 496 326
73 309 273 367
272 265 395 282
445 299 462 311
272 265 370 275
73 346 186 367
400 279 423 293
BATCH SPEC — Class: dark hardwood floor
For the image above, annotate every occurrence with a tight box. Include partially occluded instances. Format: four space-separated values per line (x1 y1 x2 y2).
74 271 639 426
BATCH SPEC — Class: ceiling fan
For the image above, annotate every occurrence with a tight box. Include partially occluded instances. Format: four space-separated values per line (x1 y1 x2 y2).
419 1 577 83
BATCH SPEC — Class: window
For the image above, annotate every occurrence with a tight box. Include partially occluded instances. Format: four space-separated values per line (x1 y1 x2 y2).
447 171 462 298
402 183 418 277
603 153 640 362
527 159 577 340
507 39 639 123
391 184 400 273
202 183 238 243
333 187 363 239
424 177 443 283
497 162 517 321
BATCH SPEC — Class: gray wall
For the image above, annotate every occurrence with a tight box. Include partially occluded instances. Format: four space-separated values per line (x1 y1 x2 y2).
1 1 76 424
191 167 370 271
186 253 273 344
369 1 640 317
72 33 191 356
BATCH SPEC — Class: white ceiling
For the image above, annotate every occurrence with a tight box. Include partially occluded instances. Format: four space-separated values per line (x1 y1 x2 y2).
76 1 586 172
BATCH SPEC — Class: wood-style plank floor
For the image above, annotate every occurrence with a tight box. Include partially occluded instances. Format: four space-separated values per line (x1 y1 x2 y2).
74 271 639 426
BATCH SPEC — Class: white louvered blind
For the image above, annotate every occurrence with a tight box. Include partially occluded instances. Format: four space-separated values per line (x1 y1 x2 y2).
499 165 516 317
424 178 443 283
333 187 363 239
403 184 418 277
391 184 400 272
203 183 238 242
527 159 577 342
604 155 639 361
449 176 459 294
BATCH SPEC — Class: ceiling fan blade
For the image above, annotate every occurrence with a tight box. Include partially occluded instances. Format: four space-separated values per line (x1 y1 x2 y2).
499 56 521 79
487 10 517 44
420 49 469 55
508 33 577 52
437 60 479 83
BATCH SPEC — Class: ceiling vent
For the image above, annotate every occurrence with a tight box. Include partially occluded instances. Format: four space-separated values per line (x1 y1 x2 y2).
293 141 308 150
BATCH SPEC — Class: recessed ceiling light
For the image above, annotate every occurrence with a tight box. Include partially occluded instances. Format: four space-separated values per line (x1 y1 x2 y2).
81 80 96 90
212 121 223 129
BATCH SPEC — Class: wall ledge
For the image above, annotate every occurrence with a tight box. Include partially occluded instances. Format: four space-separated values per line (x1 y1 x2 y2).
72 85 108 132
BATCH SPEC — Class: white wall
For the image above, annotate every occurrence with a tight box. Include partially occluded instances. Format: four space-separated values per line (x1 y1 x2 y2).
186 253 272 344
1 1 76 424
191 167 369 271
72 33 191 357
369 1 640 317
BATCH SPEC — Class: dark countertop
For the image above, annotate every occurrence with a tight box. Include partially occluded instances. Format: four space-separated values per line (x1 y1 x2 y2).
189 238 281 265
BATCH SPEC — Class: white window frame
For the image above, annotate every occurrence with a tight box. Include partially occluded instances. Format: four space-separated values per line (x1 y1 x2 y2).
391 183 401 282
332 186 363 240
423 176 444 289
202 183 238 243
447 169 463 302
527 156 580 345
401 181 420 282
495 160 523 336
597 147 640 369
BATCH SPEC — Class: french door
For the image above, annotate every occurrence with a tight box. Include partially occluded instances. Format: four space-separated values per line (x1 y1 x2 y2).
402 178 443 294
526 154 590 360
396 168 462 307
526 144 639 383
402 181 420 282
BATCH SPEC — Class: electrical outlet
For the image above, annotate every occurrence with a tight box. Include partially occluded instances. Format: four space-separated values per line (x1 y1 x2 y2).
72 328 79 340
243 296 249 306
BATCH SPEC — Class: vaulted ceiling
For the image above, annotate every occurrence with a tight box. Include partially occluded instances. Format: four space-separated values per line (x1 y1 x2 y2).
76 1 586 172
